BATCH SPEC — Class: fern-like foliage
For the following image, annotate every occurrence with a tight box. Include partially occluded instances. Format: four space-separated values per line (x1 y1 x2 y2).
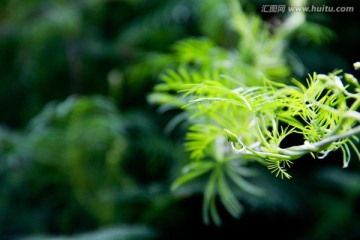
150 0 360 225
183 71 360 171
185 124 223 161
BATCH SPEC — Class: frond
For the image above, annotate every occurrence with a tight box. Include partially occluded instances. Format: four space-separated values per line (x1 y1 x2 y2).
149 68 223 111
203 168 220 225
148 0 360 227
155 67 228 97
217 169 243 218
147 92 186 109
201 160 262 225
337 137 360 168
225 161 264 196
171 161 215 191
182 81 277 113
267 159 293 179
185 124 223 160
268 125 296 148
172 38 217 66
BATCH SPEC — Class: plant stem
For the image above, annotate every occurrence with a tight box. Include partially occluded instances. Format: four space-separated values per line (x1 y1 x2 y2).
278 125 360 159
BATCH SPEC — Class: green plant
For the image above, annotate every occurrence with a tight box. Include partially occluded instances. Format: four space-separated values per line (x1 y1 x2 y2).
150 0 360 225
0 94 186 235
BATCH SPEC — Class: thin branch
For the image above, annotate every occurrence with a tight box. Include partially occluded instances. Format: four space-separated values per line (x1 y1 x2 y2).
278 125 360 158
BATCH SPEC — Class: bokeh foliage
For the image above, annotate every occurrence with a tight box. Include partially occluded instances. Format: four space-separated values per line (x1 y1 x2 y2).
0 0 360 239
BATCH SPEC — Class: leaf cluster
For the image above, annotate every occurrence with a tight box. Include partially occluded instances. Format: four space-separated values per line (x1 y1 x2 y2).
150 0 360 225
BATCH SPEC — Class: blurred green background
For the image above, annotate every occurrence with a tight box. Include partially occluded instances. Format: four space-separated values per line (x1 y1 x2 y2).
0 0 359 239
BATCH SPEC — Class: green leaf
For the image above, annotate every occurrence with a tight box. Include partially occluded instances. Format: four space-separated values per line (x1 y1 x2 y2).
267 160 292 179
171 163 214 191
226 166 263 196
185 124 222 160
217 169 243 218
203 169 220 225
277 114 304 130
